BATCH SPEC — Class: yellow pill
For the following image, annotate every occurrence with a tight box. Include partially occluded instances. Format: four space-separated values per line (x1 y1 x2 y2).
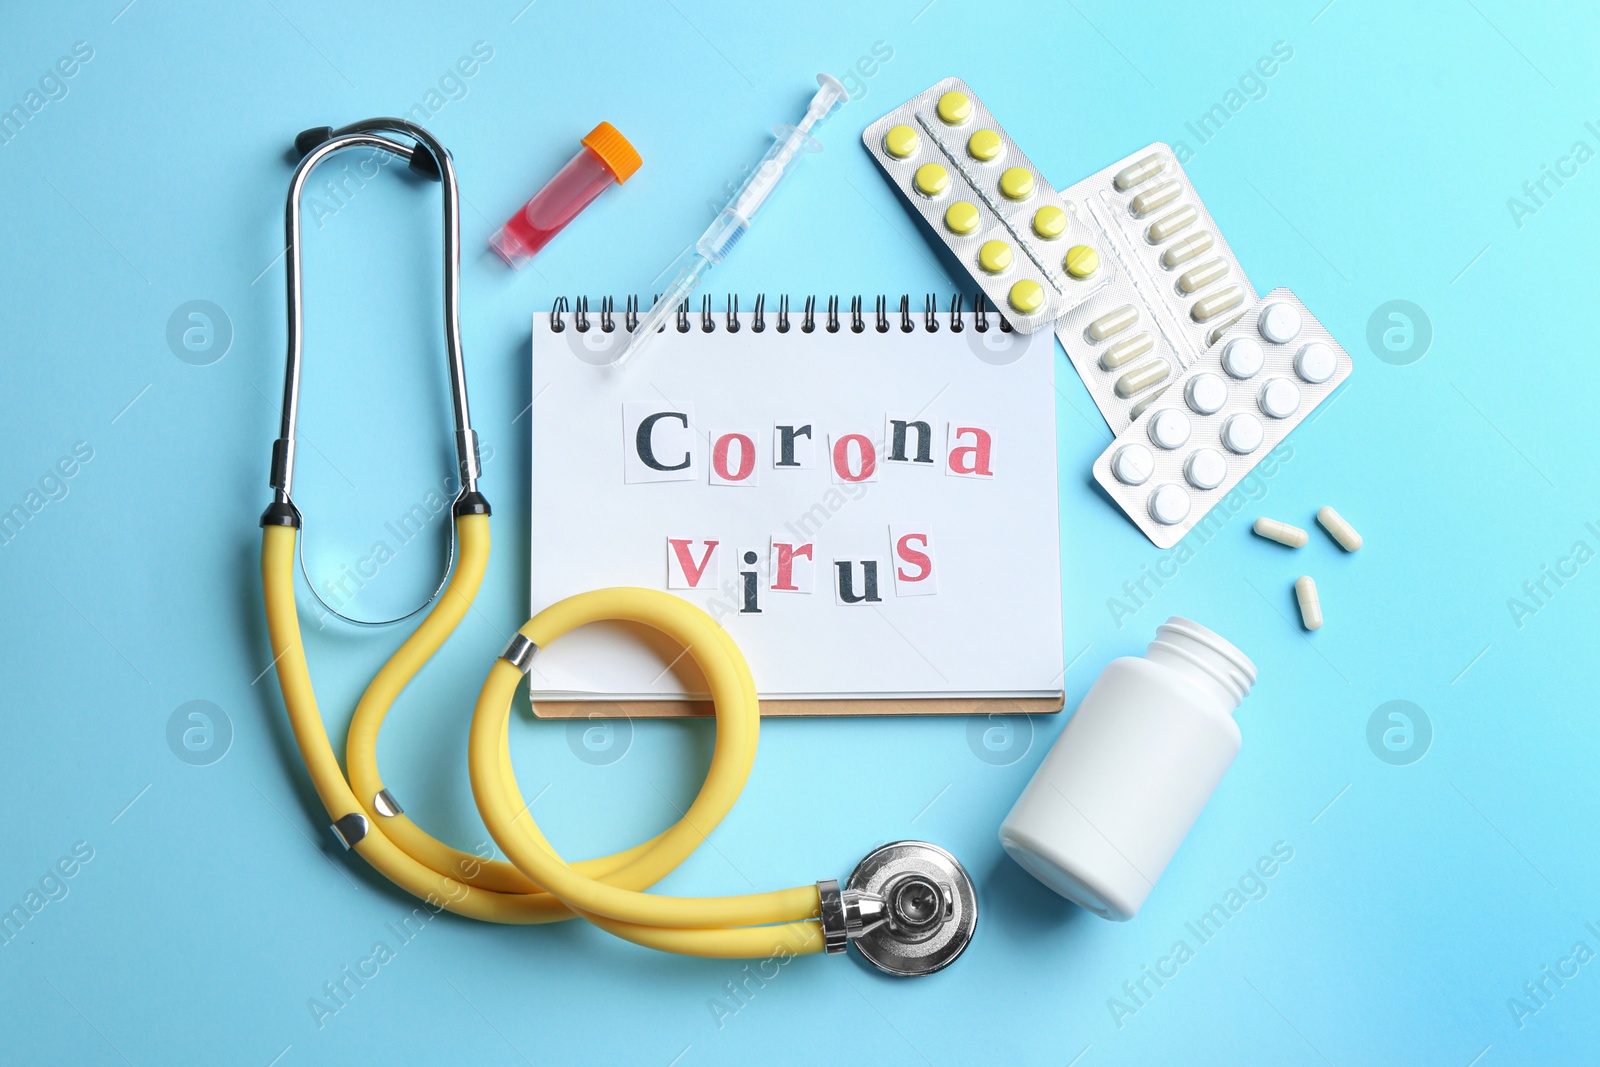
1295 576 1323 631
1317 507 1363 551
1064 244 1099 279
937 91 972 125
914 163 949 198
1032 205 1067 239
968 129 1003 162
978 240 1013 273
999 167 1035 201
1008 280 1045 314
944 201 980 235
1253 517 1309 548
883 124 919 159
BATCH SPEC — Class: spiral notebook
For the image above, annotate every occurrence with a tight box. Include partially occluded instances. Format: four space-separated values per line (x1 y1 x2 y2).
526 295 1065 717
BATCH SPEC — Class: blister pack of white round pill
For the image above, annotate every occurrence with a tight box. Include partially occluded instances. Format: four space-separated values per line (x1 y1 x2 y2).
863 77 1117 334
1055 144 1259 434
1092 288 1353 549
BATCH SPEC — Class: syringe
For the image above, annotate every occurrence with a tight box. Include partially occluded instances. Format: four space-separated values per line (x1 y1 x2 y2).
612 74 847 368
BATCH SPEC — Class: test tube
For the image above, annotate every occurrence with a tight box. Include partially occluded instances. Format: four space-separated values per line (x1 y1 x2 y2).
490 122 641 269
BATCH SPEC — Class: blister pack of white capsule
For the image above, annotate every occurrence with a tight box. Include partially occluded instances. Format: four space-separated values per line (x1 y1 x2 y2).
1055 144 1257 433
863 77 1116 334
1093 288 1353 549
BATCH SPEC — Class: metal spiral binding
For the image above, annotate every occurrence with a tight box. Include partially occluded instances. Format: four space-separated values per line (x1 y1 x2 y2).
548 295 1013 334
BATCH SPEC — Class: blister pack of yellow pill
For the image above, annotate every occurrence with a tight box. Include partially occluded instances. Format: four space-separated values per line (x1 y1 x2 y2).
1092 288 1352 549
863 77 1114 334
1056 144 1258 433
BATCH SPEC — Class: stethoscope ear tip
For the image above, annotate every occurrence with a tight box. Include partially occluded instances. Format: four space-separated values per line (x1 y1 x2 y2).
293 126 335 159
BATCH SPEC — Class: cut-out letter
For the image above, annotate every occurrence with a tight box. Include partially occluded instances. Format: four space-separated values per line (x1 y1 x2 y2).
833 559 882 605
774 423 814 468
890 523 938 596
710 431 758 486
769 539 815 593
946 423 996 478
830 433 879 484
624 401 696 483
666 538 720 589
885 416 934 464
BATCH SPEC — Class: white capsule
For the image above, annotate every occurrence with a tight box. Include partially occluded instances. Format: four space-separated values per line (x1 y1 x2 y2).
1221 337 1265 379
1101 331 1154 369
1185 372 1228 415
1258 377 1301 419
1176 257 1229 294
1148 408 1191 450
1127 386 1170 422
1295 341 1338 384
1088 304 1139 341
1161 230 1214 268
1116 359 1171 398
1114 153 1167 191
1111 444 1155 485
1184 448 1227 490
1317 506 1363 551
1129 179 1182 216
1252 517 1308 548
1148 483 1191 526
1147 205 1198 243
1206 311 1247 347
1191 285 1245 323
1257 301 1303 344
1295 575 1322 631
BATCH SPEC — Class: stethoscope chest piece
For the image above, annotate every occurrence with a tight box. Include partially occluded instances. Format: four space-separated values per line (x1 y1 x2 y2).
823 840 977 977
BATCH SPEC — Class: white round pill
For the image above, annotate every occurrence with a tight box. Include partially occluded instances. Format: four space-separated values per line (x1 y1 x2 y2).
1257 301 1302 344
1258 377 1301 419
1110 443 1155 485
1148 483 1191 525
1147 408 1191 450
1295 341 1337 384
1185 372 1228 415
1184 447 1227 490
1221 412 1264 454
1221 337 1265 379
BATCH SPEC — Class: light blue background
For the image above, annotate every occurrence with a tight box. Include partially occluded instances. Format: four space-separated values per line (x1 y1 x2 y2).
2 1 1596 1064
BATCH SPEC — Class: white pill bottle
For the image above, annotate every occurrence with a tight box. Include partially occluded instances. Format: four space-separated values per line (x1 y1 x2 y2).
999 617 1256 921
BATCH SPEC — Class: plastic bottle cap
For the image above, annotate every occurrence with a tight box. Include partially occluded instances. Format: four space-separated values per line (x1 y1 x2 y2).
581 122 642 183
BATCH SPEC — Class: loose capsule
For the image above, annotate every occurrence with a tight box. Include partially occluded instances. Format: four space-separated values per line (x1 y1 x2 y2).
1113 153 1166 191
1253 517 1308 548
1146 205 1198 242
1088 304 1139 341
1317 507 1363 551
1295 575 1323 631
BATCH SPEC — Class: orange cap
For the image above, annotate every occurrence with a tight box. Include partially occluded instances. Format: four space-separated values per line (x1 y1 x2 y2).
581 122 641 183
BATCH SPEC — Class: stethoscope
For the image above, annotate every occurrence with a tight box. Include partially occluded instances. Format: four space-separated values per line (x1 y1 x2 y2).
259 118 977 976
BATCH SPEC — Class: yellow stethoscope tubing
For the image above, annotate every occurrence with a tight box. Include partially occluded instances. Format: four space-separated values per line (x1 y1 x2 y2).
262 514 824 958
